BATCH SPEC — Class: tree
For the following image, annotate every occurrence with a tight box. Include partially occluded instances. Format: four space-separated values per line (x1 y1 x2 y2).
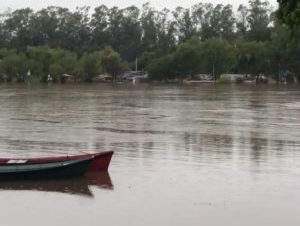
79 51 103 82
141 3 158 52
173 7 196 42
200 38 235 77
147 37 236 80
247 0 272 41
209 4 223 38
101 46 128 81
147 54 175 80
0 11 10 48
278 0 300 27
237 5 249 37
117 6 142 61
30 7 69 47
26 46 53 77
172 38 202 77
219 5 236 40
155 8 177 54
61 7 91 53
0 51 27 82
192 3 235 40
270 23 300 76
234 40 271 74
91 5 109 50
60 51 78 75
4 8 34 49
140 4 176 55
25 58 43 81
24 46 79 82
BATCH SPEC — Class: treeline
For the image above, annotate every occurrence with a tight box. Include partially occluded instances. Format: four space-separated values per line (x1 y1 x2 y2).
0 46 127 82
0 0 299 82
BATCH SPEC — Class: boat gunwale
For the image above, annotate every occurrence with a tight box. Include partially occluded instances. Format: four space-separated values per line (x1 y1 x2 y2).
0 157 94 174
0 150 114 165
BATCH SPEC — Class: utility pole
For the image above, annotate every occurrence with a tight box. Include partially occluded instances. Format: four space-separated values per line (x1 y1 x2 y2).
135 57 138 72
212 63 215 80
212 51 216 80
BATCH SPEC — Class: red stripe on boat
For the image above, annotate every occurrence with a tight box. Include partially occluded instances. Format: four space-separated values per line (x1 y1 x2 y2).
0 151 114 172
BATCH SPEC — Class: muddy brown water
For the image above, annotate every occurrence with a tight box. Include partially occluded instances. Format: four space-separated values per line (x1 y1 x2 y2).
0 83 299 226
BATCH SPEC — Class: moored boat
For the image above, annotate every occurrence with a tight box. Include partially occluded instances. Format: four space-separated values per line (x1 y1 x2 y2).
0 157 93 180
0 151 114 172
0 151 114 180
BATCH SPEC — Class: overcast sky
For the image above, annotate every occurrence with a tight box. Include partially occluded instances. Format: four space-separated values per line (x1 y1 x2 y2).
0 0 278 12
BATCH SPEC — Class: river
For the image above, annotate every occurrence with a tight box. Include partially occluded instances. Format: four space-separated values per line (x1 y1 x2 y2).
0 83 299 226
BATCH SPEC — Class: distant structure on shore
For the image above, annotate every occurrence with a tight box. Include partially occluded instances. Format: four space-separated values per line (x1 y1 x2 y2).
182 72 298 85
92 71 149 84
183 74 215 84
122 71 149 83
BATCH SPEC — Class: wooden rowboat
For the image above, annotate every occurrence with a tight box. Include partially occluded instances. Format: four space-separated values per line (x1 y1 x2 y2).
0 158 93 180
0 151 114 180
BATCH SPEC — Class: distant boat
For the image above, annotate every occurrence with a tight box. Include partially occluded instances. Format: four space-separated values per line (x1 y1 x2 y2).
0 151 114 180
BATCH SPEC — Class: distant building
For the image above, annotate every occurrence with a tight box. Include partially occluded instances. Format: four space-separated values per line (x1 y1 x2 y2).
60 74 74 84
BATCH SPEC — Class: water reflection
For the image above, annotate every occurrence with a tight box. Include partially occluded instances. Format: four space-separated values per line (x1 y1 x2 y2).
0 172 113 197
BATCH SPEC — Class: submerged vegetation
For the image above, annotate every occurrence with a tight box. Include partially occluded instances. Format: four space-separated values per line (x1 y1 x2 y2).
0 0 299 83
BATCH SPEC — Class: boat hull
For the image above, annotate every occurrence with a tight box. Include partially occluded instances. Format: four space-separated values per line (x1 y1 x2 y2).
0 151 114 172
87 151 114 171
0 158 92 180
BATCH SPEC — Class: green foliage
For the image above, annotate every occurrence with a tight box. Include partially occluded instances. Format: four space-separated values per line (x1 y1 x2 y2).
200 38 235 77
271 25 300 75
25 46 79 82
49 63 64 81
247 0 272 41
278 0 300 27
0 51 27 82
101 46 128 80
79 51 103 82
234 40 271 74
172 38 202 77
147 54 175 80
148 37 235 80
0 2 299 82
138 52 157 70
191 3 236 40
173 7 196 42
